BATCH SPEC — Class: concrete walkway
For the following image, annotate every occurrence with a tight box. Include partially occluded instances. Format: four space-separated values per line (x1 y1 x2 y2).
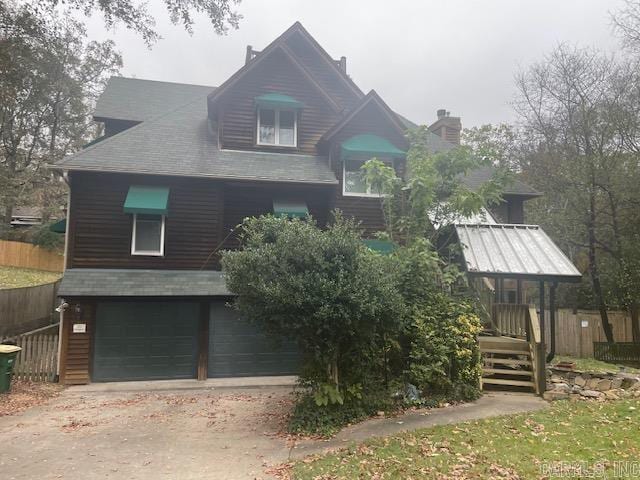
290 392 548 459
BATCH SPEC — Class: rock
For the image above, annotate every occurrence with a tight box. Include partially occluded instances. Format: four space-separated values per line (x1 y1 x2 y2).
581 389 604 399
634 390 640 398
621 377 640 390
604 390 620 400
553 382 571 393
550 374 563 383
574 375 587 387
571 384 583 394
610 378 623 390
596 379 612 392
586 378 601 389
544 390 569 401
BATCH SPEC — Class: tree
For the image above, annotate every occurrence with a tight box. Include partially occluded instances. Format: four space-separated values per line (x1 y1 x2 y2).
39 0 242 45
0 2 122 226
361 126 507 251
613 0 640 54
221 215 404 394
514 44 640 342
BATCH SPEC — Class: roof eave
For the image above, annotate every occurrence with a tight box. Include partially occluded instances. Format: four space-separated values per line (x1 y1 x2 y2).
51 164 339 186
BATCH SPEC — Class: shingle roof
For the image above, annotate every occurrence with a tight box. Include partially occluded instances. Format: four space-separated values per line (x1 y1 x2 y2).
57 97 338 185
58 269 232 297
461 166 541 197
455 224 581 282
94 77 215 122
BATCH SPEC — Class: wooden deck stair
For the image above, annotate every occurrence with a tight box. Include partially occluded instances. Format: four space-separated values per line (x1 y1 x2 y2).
479 335 536 392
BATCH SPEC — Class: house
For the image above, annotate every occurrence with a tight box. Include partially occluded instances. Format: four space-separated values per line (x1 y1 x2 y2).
54 22 543 385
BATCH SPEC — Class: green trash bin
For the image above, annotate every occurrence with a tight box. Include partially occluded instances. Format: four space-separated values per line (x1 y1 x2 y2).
0 345 22 393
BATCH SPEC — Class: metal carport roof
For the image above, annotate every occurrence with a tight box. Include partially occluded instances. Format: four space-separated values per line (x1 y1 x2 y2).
455 224 582 283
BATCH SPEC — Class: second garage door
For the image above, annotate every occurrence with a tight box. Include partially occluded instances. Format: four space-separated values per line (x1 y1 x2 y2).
93 301 199 382
208 302 299 377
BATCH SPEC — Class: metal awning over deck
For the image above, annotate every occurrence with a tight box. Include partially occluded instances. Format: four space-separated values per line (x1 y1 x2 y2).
455 223 582 282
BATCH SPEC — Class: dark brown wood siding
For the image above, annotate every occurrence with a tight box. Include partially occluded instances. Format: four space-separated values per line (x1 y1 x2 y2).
284 31 361 111
218 48 341 155
221 182 333 250
59 300 95 385
327 102 407 237
68 172 224 270
490 195 525 224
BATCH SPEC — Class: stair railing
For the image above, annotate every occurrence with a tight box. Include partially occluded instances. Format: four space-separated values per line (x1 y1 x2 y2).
492 303 528 338
526 306 546 395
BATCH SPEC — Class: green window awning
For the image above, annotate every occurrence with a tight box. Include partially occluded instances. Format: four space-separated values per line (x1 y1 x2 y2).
273 199 309 218
49 218 66 234
363 239 397 255
123 186 170 216
255 93 304 110
341 134 405 159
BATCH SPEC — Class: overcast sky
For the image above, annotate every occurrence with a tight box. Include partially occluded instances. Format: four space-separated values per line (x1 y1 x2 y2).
83 0 625 128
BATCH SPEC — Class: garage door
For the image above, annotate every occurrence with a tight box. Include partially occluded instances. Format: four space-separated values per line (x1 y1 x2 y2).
93 302 199 382
208 302 298 377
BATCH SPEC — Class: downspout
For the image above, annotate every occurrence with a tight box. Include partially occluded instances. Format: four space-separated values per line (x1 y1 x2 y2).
546 282 557 363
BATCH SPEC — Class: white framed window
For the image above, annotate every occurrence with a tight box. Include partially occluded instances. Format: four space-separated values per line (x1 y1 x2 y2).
257 108 297 147
342 159 392 197
131 213 165 256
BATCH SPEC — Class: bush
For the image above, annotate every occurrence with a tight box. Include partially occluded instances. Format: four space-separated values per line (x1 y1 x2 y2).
405 293 483 399
289 389 399 437
222 214 484 436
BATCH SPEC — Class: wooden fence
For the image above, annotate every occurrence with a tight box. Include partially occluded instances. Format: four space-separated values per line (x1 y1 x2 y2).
0 280 60 337
1 324 59 382
544 309 635 358
0 239 63 272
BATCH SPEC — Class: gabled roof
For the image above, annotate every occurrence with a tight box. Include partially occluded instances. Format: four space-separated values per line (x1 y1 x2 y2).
461 166 541 197
456 224 581 282
207 22 361 116
319 90 408 145
57 96 337 185
94 77 215 122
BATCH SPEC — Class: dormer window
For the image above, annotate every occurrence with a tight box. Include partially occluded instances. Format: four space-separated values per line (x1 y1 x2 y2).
257 108 297 146
254 93 303 148
340 134 406 198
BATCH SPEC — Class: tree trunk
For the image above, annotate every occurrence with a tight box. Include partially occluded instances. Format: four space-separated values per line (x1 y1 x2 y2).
631 303 640 344
588 187 615 343
3 203 13 227
327 351 339 387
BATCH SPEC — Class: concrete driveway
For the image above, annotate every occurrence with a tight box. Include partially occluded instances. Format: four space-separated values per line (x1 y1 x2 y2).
0 381 547 480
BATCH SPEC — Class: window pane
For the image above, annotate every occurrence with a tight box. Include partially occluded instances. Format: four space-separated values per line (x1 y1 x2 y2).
279 128 295 146
259 109 275 144
344 163 368 194
278 110 295 146
135 215 162 252
279 110 295 128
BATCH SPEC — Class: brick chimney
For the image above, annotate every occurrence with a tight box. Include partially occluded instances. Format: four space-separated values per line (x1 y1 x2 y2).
428 109 462 145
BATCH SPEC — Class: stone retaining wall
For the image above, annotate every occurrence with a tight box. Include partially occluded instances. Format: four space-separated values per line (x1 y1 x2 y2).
545 367 640 401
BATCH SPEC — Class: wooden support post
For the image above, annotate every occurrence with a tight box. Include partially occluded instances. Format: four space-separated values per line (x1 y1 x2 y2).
539 281 546 354
547 283 557 363
197 301 210 381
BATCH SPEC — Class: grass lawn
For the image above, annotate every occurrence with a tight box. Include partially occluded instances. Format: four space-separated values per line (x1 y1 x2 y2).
0 266 61 289
552 355 640 374
291 399 640 479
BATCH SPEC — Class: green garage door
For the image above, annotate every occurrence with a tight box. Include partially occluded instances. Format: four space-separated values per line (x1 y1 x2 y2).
93 302 199 382
208 302 299 377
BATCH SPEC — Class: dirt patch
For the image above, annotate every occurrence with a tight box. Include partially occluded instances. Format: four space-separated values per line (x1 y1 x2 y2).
0 380 63 416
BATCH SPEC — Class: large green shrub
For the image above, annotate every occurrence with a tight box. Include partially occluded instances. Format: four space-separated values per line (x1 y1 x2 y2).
405 294 483 400
222 214 405 402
